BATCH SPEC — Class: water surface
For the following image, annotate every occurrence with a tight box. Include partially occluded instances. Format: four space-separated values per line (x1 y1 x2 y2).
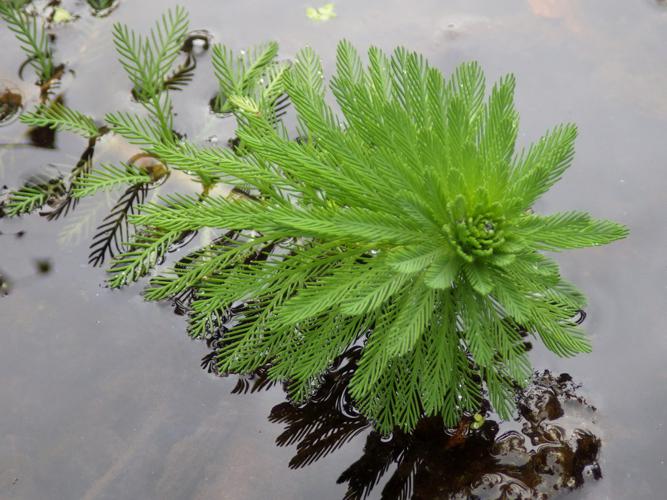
1 0 666 498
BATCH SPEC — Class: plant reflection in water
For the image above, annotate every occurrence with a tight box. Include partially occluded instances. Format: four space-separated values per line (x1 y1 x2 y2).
223 346 602 499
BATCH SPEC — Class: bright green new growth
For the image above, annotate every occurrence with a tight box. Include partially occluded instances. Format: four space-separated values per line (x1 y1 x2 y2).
0 2 53 82
211 41 289 114
111 5 189 101
130 42 627 432
71 163 152 199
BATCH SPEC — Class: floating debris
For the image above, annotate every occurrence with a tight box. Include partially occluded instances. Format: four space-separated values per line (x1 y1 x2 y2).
0 270 11 296
51 7 74 24
34 258 52 275
306 3 337 22
0 80 23 125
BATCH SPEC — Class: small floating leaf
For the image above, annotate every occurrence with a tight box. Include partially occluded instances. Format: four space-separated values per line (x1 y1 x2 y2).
52 7 73 24
306 3 336 22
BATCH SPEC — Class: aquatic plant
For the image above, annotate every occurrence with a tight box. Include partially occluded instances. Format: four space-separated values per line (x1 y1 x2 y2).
0 2 54 83
21 102 101 138
133 42 627 431
112 5 189 102
3 175 65 216
211 40 289 115
9 7 199 263
1 7 628 433
86 0 115 12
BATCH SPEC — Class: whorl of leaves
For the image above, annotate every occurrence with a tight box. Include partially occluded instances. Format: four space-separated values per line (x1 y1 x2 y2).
111 6 189 100
131 41 628 432
211 41 290 118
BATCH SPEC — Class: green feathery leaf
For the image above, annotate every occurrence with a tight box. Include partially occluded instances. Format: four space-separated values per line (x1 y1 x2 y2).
107 227 186 288
211 41 287 115
20 103 100 139
72 163 153 199
4 177 65 216
112 6 189 100
0 3 53 82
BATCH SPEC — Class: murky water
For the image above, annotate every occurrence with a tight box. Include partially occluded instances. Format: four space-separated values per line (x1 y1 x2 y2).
1 0 666 499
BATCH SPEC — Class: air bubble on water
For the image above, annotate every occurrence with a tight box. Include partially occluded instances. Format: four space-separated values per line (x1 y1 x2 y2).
380 432 393 443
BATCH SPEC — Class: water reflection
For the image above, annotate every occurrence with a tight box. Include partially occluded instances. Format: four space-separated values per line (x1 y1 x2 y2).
232 348 601 500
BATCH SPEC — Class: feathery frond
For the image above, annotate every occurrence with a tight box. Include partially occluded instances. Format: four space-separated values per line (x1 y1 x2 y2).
104 110 166 147
20 102 100 139
72 163 152 198
3 177 65 216
0 3 53 82
88 183 148 266
107 227 187 288
112 6 189 100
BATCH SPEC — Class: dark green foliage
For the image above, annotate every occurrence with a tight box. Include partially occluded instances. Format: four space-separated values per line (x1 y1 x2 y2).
88 182 148 266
